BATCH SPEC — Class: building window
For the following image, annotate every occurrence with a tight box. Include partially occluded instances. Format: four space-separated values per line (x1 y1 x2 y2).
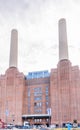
28 88 30 96
34 87 42 92
34 96 42 101
34 102 42 113
46 102 49 107
34 119 42 122
46 86 49 95
34 119 37 123
40 119 42 122
34 102 37 106
34 102 42 108
39 102 42 107
46 96 49 101
34 87 42 96
34 109 42 113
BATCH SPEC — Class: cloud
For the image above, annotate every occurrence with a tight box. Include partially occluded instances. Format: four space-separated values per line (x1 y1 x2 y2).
73 0 80 4
0 0 80 74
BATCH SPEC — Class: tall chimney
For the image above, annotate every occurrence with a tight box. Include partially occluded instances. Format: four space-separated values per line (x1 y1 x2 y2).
9 29 18 68
59 18 68 61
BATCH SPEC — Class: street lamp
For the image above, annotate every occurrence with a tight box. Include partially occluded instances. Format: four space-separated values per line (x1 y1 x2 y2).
47 108 51 126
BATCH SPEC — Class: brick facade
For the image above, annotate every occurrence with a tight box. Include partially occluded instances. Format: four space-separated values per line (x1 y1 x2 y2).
0 67 25 125
0 59 80 126
50 59 80 125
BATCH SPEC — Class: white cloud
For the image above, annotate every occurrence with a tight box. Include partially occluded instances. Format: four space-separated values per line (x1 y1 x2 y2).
0 0 80 74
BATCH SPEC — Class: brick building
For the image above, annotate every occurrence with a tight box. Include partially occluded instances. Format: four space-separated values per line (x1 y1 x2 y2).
0 18 80 126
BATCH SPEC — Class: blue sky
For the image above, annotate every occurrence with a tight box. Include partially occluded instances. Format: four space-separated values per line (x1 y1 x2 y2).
0 0 80 74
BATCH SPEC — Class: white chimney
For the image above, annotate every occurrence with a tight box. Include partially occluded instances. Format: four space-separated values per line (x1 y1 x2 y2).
59 18 68 61
9 29 18 68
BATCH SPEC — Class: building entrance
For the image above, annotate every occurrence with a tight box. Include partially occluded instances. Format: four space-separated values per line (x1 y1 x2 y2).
22 114 51 127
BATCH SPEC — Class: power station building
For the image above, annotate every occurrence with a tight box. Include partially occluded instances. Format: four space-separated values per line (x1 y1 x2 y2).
0 18 80 126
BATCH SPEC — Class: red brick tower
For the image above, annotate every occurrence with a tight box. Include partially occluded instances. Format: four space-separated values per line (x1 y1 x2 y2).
0 29 25 125
50 18 80 126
